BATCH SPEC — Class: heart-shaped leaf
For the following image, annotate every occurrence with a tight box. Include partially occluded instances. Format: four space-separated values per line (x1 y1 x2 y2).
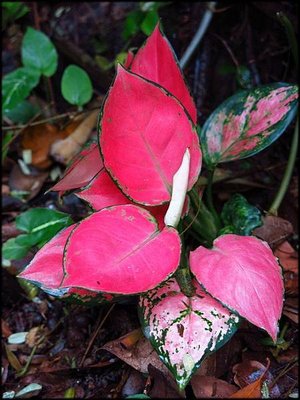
18 225 116 305
130 24 197 123
139 278 239 390
61 204 181 294
100 66 201 206
200 84 298 167
21 27 58 77
189 234 284 341
50 142 102 193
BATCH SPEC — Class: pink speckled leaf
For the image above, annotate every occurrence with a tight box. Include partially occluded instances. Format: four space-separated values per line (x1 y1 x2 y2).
189 234 284 341
100 65 201 206
139 278 239 390
50 141 102 193
200 84 298 167
130 24 197 123
61 204 181 294
18 225 114 305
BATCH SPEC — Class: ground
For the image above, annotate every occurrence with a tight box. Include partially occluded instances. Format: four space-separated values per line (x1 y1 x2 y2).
2 2 298 398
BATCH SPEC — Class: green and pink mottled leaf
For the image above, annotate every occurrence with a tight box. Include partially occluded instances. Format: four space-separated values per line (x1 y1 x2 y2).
200 84 298 167
130 24 197 123
61 205 181 294
100 65 201 206
18 225 114 305
50 141 102 193
139 278 239 390
189 234 284 341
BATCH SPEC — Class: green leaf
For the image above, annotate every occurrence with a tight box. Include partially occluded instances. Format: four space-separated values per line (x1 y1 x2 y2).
140 10 159 36
2 131 14 162
16 208 73 247
2 2 29 28
220 193 262 236
61 65 93 106
2 67 40 112
200 83 298 167
122 10 144 40
2 237 30 260
21 27 58 77
4 100 40 123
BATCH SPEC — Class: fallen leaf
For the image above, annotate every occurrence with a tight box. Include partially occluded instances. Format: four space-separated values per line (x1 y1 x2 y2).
9 164 48 200
253 215 294 248
191 376 238 398
231 359 280 398
147 364 184 399
50 110 98 165
274 241 298 273
21 123 69 169
121 368 146 397
5 343 23 372
283 298 298 324
101 333 171 376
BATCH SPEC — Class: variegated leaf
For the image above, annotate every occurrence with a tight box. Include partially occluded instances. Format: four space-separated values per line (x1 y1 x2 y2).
139 278 239 390
200 84 298 167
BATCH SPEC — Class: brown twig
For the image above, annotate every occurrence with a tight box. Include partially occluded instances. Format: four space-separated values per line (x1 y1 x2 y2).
79 303 115 367
213 33 239 68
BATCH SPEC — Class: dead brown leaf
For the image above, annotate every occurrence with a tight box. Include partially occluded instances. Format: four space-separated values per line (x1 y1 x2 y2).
8 164 48 200
147 364 185 398
191 375 238 398
101 333 171 376
50 110 98 165
253 215 294 247
21 123 68 169
232 359 280 398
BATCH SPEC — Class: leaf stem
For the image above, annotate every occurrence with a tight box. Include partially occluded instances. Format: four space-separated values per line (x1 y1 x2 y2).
205 168 222 230
268 117 298 216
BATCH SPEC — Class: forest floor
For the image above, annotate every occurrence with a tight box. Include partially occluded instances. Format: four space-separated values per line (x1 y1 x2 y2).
2 2 298 398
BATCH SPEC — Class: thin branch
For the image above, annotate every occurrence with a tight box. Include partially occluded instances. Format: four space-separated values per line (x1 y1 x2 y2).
179 2 217 70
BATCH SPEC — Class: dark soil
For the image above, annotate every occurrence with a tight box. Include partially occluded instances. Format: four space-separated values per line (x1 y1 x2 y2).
2 2 298 398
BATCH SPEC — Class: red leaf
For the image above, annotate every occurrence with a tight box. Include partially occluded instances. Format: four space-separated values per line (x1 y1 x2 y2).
130 24 197 123
50 142 102 193
139 278 239 389
124 50 135 69
189 234 284 341
75 168 130 210
18 225 75 293
61 205 181 294
18 225 115 304
100 66 201 205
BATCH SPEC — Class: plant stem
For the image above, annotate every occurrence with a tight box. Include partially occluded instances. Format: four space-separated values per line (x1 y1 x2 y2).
268 117 298 216
205 168 222 230
179 2 217 69
175 227 196 297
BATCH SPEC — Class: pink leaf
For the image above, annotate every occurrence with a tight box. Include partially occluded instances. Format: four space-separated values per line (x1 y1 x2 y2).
75 168 130 210
124 50 135 68
18 225 120 304
18 225 75 293
189 234 284 341
200 84 298 166
61 205 181 294
50 142 102 193
139 278 239 390
130 24 197 124
100 65 201 205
